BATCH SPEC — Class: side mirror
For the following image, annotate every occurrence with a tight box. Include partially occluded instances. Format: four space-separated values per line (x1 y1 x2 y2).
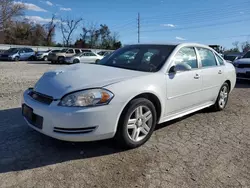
169 63 192 73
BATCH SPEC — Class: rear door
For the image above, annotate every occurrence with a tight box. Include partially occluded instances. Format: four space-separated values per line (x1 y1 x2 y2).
196 47 225 102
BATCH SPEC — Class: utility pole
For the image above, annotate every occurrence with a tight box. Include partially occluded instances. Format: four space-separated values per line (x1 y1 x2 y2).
137 12 140 43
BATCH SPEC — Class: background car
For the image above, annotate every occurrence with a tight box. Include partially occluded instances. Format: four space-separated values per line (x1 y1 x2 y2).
48 48 91 64
233 51 250 80
0 47 35 61
35 49 61 61
223 52 243 63
65 51 104 64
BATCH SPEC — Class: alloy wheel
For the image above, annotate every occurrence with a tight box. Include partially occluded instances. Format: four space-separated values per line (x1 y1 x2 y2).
127 105 153 142
219 85 228 108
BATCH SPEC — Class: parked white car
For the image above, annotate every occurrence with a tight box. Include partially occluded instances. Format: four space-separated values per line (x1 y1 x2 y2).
65 52 104 64
233 51 250 80
22 43 236 148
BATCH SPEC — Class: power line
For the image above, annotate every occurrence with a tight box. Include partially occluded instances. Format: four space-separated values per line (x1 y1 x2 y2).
140 17 250 33
141 1 250 20
138 13 140 43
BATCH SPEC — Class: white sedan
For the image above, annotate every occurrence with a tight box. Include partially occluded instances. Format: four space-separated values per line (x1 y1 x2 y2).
22 43 236 148
64 51 103 64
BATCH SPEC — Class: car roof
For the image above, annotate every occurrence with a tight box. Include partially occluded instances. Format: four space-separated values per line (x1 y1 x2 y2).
127 42 212 49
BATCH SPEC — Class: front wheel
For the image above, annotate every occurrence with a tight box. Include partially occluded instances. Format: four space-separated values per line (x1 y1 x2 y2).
14 56 19 61
43 56 48 61
212 82 229 111
115 98 157 149
73 59 80 64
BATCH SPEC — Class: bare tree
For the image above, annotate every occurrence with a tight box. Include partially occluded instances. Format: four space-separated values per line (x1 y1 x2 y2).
0 0 24 31
44 14 57 46
60 17 82 46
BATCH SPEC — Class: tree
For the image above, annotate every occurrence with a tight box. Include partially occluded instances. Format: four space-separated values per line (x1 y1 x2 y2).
231 41 240 52
0 0 24 31
60 17 82 46
44 15 57 46
241 41 250 53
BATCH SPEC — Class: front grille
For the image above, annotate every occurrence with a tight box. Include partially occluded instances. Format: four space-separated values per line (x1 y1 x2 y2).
237 73 250 78
28 91 53 105
53 126 97 134
238 64 250 68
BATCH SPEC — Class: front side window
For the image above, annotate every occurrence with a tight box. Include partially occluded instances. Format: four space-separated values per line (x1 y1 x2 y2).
197 48 218 67
173 47 198 69
67 49 74 53
97 45 176 72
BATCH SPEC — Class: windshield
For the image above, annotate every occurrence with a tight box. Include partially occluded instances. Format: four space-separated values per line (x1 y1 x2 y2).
6 48 19 53
60 49 68 52
96 45 176 72
243 51 250 58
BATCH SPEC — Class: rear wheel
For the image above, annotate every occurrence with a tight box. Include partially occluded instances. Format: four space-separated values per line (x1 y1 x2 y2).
212 82 229 111
115 98 157 149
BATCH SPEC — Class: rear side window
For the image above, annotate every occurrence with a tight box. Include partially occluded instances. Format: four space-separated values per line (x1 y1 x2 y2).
215 54 225 65
197 48 217 67
173 47 198 69
75 49 81 54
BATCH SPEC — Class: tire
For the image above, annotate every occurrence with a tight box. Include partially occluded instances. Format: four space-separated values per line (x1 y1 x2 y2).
212 82 229 111
115 98 157 149
14 56 19 61
58 57 64 64
29 56 35 61
95 59 100 63
73 59 80 64
43 56 48 61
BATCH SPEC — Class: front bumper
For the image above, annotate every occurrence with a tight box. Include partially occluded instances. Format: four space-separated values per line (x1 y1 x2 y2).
236 68 250 80
22 89 122 142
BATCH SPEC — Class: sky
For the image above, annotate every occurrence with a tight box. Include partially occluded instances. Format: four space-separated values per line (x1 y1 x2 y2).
17 0 250 49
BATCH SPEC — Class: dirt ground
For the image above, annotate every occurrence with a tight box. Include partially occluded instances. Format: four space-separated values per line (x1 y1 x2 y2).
0 61 250 188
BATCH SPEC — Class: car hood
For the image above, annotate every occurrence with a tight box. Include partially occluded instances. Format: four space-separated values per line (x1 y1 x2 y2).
33 64 148 99
2 52 16 55
235 58 250 64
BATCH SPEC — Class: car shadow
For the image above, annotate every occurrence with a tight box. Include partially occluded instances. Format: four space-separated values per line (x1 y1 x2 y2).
27 61 67 65
0 107 125 173
0 105 218 173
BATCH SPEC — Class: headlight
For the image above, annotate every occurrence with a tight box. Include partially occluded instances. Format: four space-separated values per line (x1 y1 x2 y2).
59 89 114 107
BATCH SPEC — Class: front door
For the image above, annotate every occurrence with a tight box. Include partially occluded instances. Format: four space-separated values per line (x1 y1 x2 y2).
165 47 203 115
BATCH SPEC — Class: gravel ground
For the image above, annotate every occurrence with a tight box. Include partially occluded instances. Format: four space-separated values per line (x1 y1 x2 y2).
0 61 250 188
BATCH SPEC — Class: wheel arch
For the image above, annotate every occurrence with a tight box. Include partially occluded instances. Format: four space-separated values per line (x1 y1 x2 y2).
119 92 162 125
225 80 231 92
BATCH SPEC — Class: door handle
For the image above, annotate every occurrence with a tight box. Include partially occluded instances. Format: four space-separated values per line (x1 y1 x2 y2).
194 74 200 79
218 70 222 74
